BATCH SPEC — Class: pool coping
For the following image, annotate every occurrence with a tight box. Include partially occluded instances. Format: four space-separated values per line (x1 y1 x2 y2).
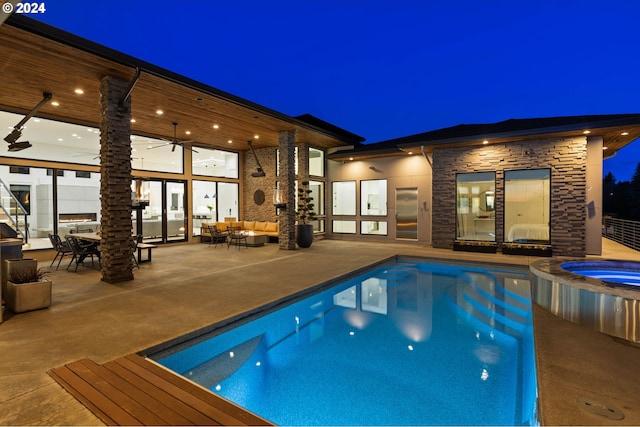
530 258 640 299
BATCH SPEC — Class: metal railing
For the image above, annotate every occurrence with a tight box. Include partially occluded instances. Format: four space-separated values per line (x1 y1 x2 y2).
0 178 28 243
602 217 640 252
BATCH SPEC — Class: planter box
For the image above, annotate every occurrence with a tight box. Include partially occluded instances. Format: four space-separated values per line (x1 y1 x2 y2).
502 245 552 257
6 279 52 313
2 258 37 298
453 241 498 253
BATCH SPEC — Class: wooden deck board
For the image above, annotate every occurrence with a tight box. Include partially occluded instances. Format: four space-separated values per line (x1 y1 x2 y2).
48 354 272 426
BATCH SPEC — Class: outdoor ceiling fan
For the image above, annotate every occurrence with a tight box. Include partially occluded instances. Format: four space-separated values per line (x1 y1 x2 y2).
148 122 198 153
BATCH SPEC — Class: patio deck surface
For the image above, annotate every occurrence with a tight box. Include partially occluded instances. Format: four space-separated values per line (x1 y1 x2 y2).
0 238 638 425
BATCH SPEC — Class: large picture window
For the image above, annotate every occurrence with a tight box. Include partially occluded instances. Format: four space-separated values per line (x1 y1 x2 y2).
360 179 387 216
192 147 238 179
332 181 356 215
504 169 550 244
456 172 495 241
309 147 325 177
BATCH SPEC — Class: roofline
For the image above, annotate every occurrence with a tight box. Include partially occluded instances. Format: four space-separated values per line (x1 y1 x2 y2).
396 115 640 149
5 15 363 144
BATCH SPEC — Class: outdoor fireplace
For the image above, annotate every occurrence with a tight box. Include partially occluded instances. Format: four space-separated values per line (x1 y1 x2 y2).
59 213 98 223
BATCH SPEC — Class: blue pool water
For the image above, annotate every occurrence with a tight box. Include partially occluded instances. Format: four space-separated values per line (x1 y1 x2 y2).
561 261 640 287
152 258 538 426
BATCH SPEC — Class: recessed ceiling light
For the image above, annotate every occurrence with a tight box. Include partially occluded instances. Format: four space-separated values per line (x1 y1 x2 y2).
131 118 136 123
57 138 63 142
482 140 489 145
254 134 259 139
407 151 413 155
213 124 219 129
583 130 591 134
621 132 629 136
349 157 354 161
74 88 84 95
185 131 191 135
34 119 40 123
227 139 233 144
51 101 60 107
71 133 77 137
156 109 163 115
602 146 608 150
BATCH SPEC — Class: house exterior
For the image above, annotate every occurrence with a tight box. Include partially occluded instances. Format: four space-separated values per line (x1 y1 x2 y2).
327 116 640 257
1 14 639 273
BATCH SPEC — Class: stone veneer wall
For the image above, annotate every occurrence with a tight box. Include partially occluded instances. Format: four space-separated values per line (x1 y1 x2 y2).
99 76 134 282
243 146 279 221
432 137 587 257
278 131 297 249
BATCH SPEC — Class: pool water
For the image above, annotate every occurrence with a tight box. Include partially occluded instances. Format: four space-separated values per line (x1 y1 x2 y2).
561 261 640 287
152 258 538 426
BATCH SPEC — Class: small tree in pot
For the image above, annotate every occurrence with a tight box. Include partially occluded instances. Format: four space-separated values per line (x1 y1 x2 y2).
296 181 316 248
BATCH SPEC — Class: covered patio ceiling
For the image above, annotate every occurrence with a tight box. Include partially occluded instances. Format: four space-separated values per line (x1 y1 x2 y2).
0 15 363 155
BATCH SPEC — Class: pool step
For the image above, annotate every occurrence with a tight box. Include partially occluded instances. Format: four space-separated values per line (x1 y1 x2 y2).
183 335 265 389
446 270 531 339
372 263 418 285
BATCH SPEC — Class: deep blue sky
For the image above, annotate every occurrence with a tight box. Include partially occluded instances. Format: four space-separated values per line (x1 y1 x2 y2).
31 0 640 181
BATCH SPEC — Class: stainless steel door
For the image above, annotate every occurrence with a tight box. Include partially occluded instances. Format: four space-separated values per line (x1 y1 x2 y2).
396 187 418 240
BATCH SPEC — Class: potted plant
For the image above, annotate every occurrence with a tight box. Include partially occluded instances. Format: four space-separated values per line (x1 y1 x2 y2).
296 181 316 248
5 265 52 313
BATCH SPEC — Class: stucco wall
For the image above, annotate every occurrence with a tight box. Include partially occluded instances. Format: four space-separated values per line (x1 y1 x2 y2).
327 154 433 244
432 137 587 257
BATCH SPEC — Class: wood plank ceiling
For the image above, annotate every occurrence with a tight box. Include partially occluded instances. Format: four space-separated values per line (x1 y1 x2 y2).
0 16 361 153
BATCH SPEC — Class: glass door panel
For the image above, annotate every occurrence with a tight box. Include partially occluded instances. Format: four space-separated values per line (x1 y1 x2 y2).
166 181 186 242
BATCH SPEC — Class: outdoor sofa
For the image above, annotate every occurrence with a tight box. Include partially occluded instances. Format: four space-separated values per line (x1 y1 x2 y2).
200 220 279 243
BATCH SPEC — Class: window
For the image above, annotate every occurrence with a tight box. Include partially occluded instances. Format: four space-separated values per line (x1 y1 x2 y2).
47 169 65 177
217 182 239 221
504 169 550 244
309 147 324 177
75 171 91 178
57 169 101 237
192 180 217 235
332 220 356 234
332 181 356 215
360 179 387 216
361 221 388 235
309 180 325 233
276 146 298 176
9 166 29 174
456 172 496 241
192 147 238 179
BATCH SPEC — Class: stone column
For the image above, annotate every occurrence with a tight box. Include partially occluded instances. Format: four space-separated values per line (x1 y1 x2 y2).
99 76 134 283
278 130 297 250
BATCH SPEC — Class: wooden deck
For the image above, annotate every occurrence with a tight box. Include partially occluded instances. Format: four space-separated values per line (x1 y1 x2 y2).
47 354 272 426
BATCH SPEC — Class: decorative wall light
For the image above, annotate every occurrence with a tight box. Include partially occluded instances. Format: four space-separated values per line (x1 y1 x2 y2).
273 187 286 210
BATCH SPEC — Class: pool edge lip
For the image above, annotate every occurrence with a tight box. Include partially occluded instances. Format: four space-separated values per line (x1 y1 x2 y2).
530 258 640 299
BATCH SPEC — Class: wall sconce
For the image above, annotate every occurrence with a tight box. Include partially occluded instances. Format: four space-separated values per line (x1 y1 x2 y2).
273 187 286 210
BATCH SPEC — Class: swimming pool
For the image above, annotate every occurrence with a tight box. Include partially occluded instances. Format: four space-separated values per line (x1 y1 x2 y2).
149 257 538 426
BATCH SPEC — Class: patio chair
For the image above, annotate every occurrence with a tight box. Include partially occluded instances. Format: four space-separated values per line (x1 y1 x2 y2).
131 234 143 268
207 225 228 248
227 226 247 250
48 233 73 270
65 235 101 272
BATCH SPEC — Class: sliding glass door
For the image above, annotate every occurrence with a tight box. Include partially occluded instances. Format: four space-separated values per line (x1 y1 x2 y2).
132 179 187 243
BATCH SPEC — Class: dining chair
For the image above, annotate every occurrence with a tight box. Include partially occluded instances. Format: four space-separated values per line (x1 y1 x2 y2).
48 233 73 270
131 234 143 268
65 235 101 272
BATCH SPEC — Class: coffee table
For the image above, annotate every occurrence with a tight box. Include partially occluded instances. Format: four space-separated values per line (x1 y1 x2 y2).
244 233 269 247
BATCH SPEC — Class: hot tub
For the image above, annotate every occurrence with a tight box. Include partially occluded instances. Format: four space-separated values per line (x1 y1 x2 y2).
530 259 640 343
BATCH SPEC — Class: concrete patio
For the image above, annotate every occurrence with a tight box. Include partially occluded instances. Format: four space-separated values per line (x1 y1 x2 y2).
0 239 638 425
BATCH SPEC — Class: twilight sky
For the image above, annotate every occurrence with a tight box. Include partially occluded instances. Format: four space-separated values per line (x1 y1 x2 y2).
31 0 640 181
